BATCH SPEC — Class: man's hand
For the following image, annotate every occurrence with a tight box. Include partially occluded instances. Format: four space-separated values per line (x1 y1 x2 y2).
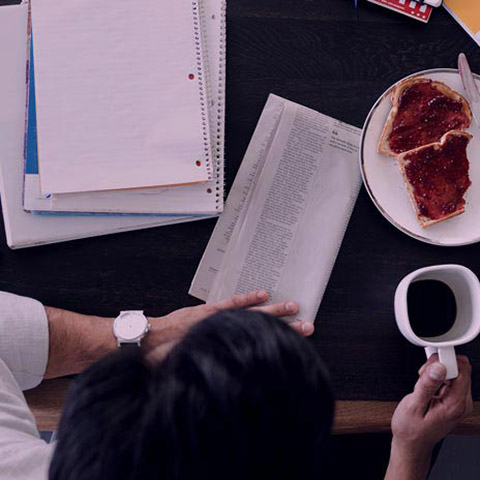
145 290 313 360
385 355 473 480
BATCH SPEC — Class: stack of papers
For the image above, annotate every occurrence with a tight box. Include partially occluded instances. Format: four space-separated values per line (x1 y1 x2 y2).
0 0 226 248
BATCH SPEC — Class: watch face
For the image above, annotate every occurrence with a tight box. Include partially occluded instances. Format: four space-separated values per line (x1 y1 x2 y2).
114 312 148 341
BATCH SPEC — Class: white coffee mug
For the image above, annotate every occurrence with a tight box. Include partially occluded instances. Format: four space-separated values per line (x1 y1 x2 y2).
394 264 480 380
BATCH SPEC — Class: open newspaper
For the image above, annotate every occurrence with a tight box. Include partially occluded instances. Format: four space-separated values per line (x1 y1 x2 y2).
190 94 361 324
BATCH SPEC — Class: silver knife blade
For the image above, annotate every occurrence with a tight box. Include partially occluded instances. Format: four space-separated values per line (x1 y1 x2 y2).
458 53 480 129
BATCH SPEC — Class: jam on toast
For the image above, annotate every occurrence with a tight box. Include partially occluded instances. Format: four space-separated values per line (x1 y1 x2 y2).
397 130 472 228
378 77 472 157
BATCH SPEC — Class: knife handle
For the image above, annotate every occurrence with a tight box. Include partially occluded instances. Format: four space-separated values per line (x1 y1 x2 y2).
459 53 480 103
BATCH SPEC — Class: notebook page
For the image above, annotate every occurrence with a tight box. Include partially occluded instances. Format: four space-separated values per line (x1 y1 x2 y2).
23 67 217 214
190 95 361 324
31 0 211 194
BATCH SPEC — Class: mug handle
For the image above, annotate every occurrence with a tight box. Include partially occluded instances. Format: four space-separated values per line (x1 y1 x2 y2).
425 346 458 380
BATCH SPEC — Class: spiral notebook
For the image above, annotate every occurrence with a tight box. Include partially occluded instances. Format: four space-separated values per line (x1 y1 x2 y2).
24 0 226 215
30 0 213 195
0 1 226 249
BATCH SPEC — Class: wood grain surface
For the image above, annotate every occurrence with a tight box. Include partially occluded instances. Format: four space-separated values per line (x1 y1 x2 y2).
1 0 480 431
26 379 480 435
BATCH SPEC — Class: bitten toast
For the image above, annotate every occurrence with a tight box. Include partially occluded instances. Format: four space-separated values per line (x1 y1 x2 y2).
397 130 472 228
378 77 472 158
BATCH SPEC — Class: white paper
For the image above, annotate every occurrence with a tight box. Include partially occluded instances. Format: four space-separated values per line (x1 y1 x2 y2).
190 95 361 324
25 0 226 214
24 175 218 215
31 0 212 194
0 4 204 250
189 95 284 300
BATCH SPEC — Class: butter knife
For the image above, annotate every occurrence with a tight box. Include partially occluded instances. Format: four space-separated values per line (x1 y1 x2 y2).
458 53 480 129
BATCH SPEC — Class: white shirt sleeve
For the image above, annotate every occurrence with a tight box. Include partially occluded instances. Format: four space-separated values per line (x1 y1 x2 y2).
0 291 49 390
0 292 53 479
0 356 53 480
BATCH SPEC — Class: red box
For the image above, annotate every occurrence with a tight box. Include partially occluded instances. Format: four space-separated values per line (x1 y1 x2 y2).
367 0 433 23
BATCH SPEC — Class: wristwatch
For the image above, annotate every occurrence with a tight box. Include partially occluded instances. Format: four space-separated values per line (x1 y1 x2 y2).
113 311 151 350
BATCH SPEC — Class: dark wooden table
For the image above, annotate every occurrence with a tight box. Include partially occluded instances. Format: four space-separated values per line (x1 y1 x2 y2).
4 0 480 432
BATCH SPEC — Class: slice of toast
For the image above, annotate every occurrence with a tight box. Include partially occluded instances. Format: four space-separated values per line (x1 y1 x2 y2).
378 77 472 158
397 130 472 228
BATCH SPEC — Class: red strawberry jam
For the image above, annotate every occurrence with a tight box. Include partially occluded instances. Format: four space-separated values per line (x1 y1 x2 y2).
403 134 471 221
388 80 470 154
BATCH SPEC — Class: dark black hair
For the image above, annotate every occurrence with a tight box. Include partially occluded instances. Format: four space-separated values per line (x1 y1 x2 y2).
49 309 334 480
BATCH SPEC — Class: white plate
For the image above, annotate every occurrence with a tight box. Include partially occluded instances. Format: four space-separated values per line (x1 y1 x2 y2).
360 68 480 247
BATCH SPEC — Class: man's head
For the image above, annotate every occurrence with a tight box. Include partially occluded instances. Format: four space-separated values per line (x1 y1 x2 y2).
50 309 334 480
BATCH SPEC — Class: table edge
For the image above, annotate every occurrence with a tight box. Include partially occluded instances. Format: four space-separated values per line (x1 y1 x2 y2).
25 379 480 434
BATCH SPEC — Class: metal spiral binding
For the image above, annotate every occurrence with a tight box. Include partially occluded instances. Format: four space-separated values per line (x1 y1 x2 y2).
195 0 226 212
192 0 213 181
214 0 227 212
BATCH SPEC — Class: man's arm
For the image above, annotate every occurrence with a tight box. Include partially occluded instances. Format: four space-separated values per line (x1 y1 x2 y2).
43 290 312 379
385 356 473 480
43 307 115 379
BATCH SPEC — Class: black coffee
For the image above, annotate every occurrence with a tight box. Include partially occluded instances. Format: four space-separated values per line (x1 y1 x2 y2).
407 280 457 338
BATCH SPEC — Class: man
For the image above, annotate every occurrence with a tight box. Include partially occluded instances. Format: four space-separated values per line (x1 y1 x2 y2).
0 290 472 479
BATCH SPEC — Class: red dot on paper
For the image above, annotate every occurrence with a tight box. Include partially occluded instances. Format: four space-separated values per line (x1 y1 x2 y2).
196 160 202 167
189 74 195 80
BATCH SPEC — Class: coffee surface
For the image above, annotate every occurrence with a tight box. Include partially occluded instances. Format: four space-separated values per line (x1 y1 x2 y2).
407 280 457 338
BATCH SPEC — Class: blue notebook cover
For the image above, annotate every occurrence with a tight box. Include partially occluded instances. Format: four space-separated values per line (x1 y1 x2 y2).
25 43 38 178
